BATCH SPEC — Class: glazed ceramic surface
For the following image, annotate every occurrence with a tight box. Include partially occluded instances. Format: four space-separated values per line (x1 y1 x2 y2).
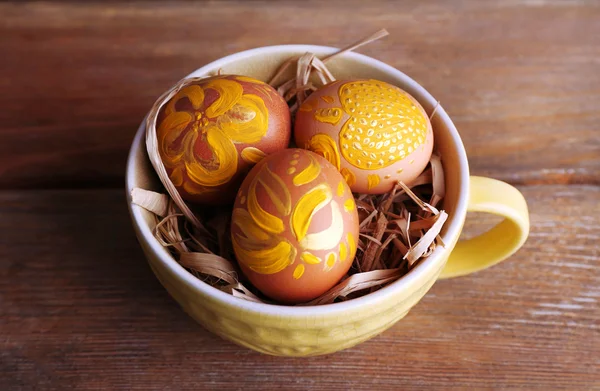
126 45 529 356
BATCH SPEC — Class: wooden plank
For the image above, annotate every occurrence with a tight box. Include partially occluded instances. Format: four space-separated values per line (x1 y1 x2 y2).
0 185 598 389
0 1 599 188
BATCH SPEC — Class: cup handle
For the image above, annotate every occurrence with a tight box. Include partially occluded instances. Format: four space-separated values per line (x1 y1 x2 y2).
439 176 530 279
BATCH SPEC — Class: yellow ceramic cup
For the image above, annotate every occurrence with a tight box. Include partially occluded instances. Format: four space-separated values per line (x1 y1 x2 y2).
126 45 529 357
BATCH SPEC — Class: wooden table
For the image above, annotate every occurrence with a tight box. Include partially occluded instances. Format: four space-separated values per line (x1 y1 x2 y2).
1 1 599 389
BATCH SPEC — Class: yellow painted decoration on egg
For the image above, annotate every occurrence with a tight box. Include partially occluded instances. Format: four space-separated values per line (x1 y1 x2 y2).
232 161 300 275
158 111 192 167
299 201 344 251
314 108 343 126
298 100 315 112
321 95 335 104
204 78 244 118
306 133 341 170
247 176 285 234
367 174 380 190
347 233 356 256
339 242 348 262
184 127 239 187
293 264 305 280
344 198 355 212
301 252 322 265
325 252 337 270
157 77 272 195
182 179 219 196
235 75 267 84
337 80 429 170
292 153 321 186
165 85 204 116
291 184 332 242
216 94 269 144
340 168 356 187
241 147 266 164
337 181 345 196
232 208 270 241
233 236 297 274
170 167 184 186
261 166 292 216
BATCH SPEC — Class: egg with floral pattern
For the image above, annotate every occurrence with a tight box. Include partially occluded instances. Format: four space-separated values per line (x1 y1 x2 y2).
231 149 359 303
294 79 433 194
156 75 291 204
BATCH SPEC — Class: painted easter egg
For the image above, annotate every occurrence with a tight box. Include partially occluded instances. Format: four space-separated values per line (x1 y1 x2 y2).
231 149 359 303
294 79 433 194
156 75 291 204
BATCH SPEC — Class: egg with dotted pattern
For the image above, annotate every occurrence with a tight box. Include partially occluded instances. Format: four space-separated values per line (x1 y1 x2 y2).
231 149 359 304
294 79 433 194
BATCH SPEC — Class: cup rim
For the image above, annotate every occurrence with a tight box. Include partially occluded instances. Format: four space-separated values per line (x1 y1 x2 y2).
126 44 469 317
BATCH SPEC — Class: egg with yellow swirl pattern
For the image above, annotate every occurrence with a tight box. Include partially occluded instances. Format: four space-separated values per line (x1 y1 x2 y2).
231 149 359 304
156 75 291 204
294 79 433 194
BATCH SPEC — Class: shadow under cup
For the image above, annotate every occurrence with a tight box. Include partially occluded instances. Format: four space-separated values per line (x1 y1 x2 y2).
126 45 469 356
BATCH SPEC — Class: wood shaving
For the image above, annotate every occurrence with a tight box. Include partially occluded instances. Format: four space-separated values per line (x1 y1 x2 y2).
404 211 448 265
361 183 399 272
131 188 169 217
429 100 441 120
179 252 238 285
132 30 447 306
429 154 445 208
302 268 402 306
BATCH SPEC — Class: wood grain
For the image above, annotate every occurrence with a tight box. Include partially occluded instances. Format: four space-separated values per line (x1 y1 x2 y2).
1 1 599 389
0 1 599 189
1 186 598 390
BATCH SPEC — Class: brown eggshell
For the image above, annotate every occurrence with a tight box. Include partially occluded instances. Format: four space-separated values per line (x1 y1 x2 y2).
294 79 434 194
156 75 291 205
231 149 360 304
